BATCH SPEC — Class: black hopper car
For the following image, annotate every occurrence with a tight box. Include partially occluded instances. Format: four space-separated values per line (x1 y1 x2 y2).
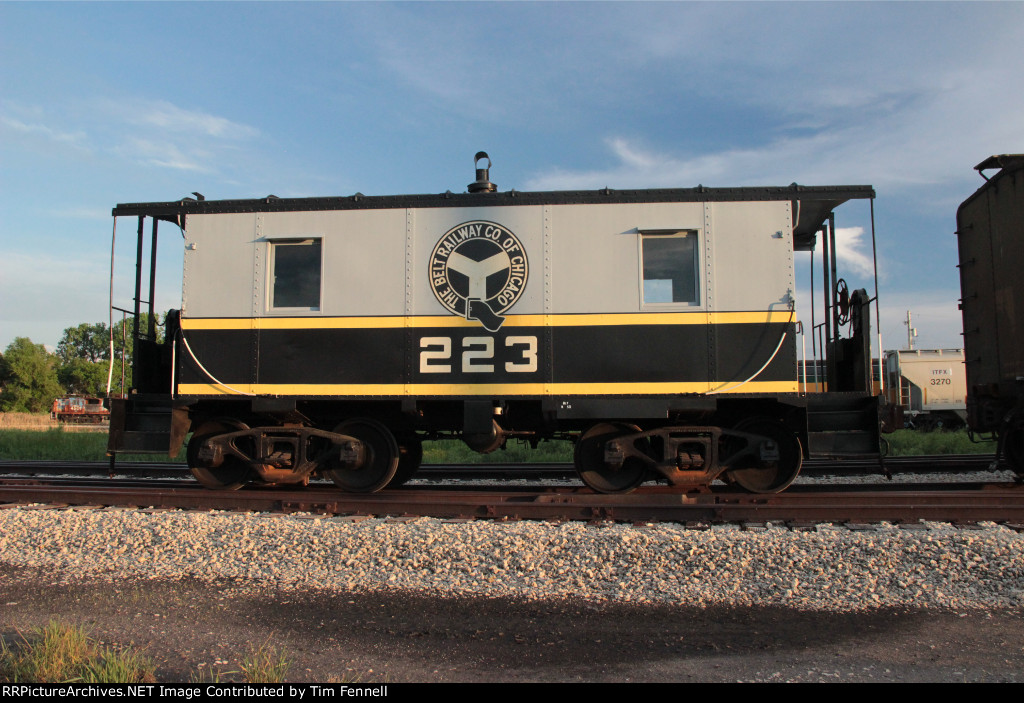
957 154 1024 476
107 153 884 493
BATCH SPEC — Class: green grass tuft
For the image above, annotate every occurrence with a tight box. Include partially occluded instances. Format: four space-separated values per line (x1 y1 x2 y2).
884 428 995 456
239 641 290 683
0 620 155 683
0 428 185 462
1 621 300 684
0 426 997 465
422 438 573 464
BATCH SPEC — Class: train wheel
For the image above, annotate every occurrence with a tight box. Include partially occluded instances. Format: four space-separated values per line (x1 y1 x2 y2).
724 418 803 493
1004 425 1024 478
388 439 423 488
187 419 252 490
327 418 399 493
575 422 647 494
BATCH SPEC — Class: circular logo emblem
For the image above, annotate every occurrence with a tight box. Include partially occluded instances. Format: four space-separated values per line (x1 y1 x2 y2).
429 221 528 331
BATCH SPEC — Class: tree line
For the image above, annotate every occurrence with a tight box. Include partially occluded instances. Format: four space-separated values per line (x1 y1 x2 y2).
0 316 161 413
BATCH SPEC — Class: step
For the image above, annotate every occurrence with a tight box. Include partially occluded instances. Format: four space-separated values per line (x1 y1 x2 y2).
807 430 879 456
107 429 173 455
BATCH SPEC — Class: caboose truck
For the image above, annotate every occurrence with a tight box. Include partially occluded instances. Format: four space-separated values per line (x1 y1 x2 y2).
106 153 883 493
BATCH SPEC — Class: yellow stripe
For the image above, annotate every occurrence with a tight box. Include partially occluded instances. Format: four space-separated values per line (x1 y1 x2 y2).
177 381 799 396
180 310 793 331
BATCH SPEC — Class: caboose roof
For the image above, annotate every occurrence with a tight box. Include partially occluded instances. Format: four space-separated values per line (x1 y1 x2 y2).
113 183 874 252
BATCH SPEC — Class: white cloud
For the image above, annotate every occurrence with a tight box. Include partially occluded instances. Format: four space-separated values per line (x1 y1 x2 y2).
526 76 1020 194
93 98 260 175
3 97 262 177
792 284 963 361
117 137 213 173
115 99 260 140
876 292 964 353
833 227 876 279
522 8 1024 196
0 251 110 348
1 115 88 148
0 240 183 351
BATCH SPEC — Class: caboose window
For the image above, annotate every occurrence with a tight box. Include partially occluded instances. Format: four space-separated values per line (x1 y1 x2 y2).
271 239 322 310
641 232 698 305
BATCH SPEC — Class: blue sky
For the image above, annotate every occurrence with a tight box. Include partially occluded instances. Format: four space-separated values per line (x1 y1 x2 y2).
2 1 1022 356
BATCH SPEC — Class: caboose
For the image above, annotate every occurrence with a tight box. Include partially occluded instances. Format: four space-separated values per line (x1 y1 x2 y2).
107 153 882 493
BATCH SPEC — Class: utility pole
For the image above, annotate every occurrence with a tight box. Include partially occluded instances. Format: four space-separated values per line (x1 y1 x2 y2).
904 310 917 350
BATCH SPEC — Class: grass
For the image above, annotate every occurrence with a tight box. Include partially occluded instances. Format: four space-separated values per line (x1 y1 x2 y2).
423 438 573 464
884 428 995 456
0 428 186 462
0 427 570 464
239 641 291 683
0 412 56 429
0 422 997 464
0 620 155 683
1 620 295 684
189 642 291 684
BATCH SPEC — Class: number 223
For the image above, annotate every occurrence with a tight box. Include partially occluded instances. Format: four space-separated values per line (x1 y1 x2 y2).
419 336 538 373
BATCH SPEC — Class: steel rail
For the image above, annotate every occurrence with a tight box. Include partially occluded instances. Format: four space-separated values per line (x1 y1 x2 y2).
0 454 1005 480
1 480 1022 525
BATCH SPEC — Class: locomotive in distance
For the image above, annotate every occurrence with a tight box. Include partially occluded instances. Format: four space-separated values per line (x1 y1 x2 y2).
52 395 111 424
108 152 885 494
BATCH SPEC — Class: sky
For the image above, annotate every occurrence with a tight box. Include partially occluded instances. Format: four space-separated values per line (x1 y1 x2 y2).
2 1 1022 358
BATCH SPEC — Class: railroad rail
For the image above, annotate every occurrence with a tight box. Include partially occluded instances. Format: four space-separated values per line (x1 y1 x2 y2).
1 475 1022 526
0 454 1006 480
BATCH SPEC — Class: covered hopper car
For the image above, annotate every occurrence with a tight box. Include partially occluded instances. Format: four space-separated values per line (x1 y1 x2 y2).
883 348 967 431
107 153 883 493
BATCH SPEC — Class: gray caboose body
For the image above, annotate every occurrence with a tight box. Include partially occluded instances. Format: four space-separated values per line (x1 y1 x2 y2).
108 157 881 493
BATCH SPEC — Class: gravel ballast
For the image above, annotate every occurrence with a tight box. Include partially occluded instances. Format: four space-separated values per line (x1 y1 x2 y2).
1 507 1022 612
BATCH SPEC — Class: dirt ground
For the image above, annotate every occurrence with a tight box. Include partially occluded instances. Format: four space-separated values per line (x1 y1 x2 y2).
2 564 1023 683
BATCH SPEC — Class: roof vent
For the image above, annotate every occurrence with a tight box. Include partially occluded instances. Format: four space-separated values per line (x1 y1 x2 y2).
467 151 497 193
